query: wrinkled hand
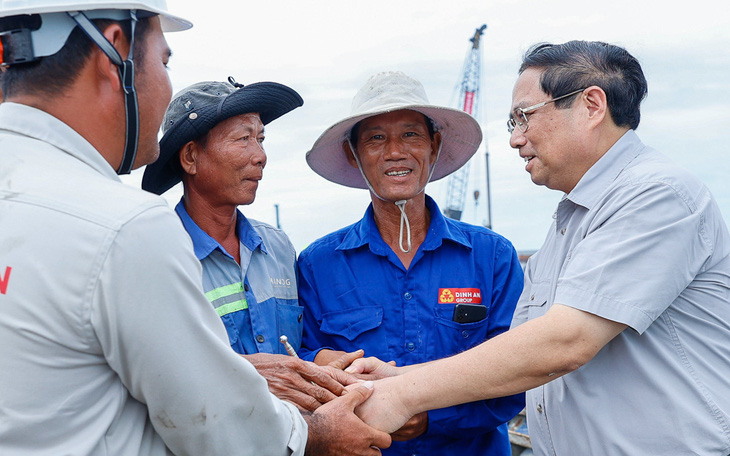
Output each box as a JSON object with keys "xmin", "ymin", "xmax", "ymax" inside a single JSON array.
[
  {"xmin": 390, "ymin": 412, "xmax": 428, "ymax": 441},
  {"xmin": 305, "ymin": 382, "xmax": 392, "ymax": 455},
  {"xmin": 346, "ymin": 356, "xmax": 400, "ymax": 379},
  {"xmin": 243, "ymin": 353, "xmax": 349, "ymax": 412}
]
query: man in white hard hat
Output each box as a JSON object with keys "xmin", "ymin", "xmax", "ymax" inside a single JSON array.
[
  {"xmin": 298, "ymin": 71, "xmax": 525, "ymax": 455},
  {"xmin": 0, "ymin": 1, "xmax": 390, "ymax": 454}
]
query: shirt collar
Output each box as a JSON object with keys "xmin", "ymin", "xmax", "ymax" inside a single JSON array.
[
  {"xmin": 567, "ymin": 130, "xmax": 645, "ymax": 209},
  {"xmin": 336, "ymin": 195, "xmax": 471, "ymax": 254},
  {"xmin": 175, "ymin": 200, "xmax": 265, "ymax": 261},
  {"xmin": 0, "ymin": 102, "xmax": 121, "ymax": 181}
]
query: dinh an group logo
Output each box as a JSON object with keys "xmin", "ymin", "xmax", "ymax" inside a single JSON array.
[
  {"xmin": 438, "ymin": 288, "xmax": 482, "ymax": 304},
  {"xmin": 439, "ymin": 288, "xmax": 455, "ymax": 303}
]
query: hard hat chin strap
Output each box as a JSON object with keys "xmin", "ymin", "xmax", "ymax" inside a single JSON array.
[{"xmin": 68, "ymin": 10, "xmax": 139, "ymax": 175}]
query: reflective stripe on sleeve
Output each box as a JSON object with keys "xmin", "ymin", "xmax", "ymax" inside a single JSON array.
[
  {"xmin": 204, "ymin": 282, "xmax": 249, "ymax": 317},
  {"xmin": 215, "ymin": 299, "xmax": 248, "ymax": 317}
]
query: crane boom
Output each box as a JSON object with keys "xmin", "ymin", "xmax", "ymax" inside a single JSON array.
[{"xmin": 442, "ymin": 24, "xmax": 491, "ymax": 228}]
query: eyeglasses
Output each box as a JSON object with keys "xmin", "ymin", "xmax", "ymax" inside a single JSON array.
[{"xmin": 507, "ymin": 88, "xmax": 586, "ymax": 134}]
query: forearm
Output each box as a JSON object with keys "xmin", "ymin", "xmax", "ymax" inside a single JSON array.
[{"xmin": 396, "ymin": 305, "xmax": 625, "ymax": 416}]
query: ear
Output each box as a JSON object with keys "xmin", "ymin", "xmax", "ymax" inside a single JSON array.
[
  {"xmin": 92, "ymin": 23, "xmax": 131, "ymax": 92},
  {"xmin": 430, "ymin": 131, "xmax": 442, "ymax": 165},
  {"xmin": 582, "ymin": 86, "xmax": 609, "ymax": 127},
  {"xmin": 343, "ymin": 140, "xmax": 360, "ymax": 169},
  {"xmin": 179, "ymin": 141, "xmax": 201, "ymax": 175}
]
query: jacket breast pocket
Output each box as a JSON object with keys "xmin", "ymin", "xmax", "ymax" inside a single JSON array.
[
  {"xmin": 431, "ymin": 305, "xmax": 490, "ymax": 358},
  {"xmin": 319, "ymin": 305, "xmax": 386, "ymax": 352}
]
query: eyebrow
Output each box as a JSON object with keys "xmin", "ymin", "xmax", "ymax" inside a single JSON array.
[
  {"xmin": 360, "ymin": 122, "xmax": 428, "ymax": 132},
  {"xmin": 235, "ymin": 122, "xmax": 265, "ymax": 136}
]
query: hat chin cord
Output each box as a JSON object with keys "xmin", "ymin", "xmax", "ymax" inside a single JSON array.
[
  {"xmin": 68, "ymin": 10, "xmax": 139, "ymax": 175},
  {"xmin": 347, "ymin": 138, "xmax": 442, "ymax": 254}
]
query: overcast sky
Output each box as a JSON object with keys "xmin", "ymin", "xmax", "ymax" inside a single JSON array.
[{"xmin": 122, "ymin": 0, "xmax": 730, "ymax": 253}]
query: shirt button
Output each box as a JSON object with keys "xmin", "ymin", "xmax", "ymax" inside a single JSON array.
[
  {"xmin": 461, "ymin": 330, "xmax": 469, "ymax": 338},
  {"xmin": 404, "ymin": 292, "xmax": 412, "ymax": 300},
  {"xmin": 560, "ymin": 227, "xmax": 566, "ymax": 235},
  {"xmin": 256, "ymin": 335, "xmax": 265, "ymax": 343},
  {"xmin": 244, "ymin": 283, "xmax": 250, "ymax": 292},
  {"xmin": 406, "ymin": 342, "xmax": 415, "ymax": 351},
  {"xmin": 537, "ymin": 403, "xmax": 543, "ymax": 413}
]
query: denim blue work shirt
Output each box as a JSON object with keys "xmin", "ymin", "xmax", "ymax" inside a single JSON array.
[
  {"xmin": 298, "ymin": 196, "xmax": 525, "ymax": 456},
  {"xmin": 176, "ymin": 201, "xmax": 302, "ymax": 355},
  {"xmin": 513, "ymin": 131, "xmax": 730, "ymax": 455}
]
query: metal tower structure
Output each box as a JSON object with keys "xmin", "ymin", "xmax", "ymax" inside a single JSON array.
[{"xmin": 442, "ymin": 24, "xmax": 491, "ymax": 229}]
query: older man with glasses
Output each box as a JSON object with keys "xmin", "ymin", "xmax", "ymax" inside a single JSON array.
[{"xmin": 348, "ymin": 40, "xmax": 730, "ymax": 456}]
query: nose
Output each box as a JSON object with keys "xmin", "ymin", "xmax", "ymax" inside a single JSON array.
[
  {"xmin": 509, "ymin": 127, "xmax": 526, "ymax": 149},
  {"xmin": 383, "ymin": 137, "xmax": 407, "ymax": 160},
  {"xmin": 252, "ymin": 140, "xmax": 267, "ymax": 168}
]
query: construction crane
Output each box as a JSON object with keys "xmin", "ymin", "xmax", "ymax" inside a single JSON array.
[{"xmin": 442, "ymin": 24, "xmax": 492, "ymax": 229}]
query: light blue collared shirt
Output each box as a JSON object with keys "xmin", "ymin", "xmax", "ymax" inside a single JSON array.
[
  {"xmin": 175, "ymin": 201, "xmax": 302, "ymax": 355},
  {"xmin": 513, "ymin": 130, "xmax": 730, "ymax": 455}
]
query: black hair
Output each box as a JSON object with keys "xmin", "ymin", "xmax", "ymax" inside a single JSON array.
[
  {"xmin": 1, "ymin": 14, "xmax": 151, "ymax": 100},
  {"xmin": 519, "ymin": 40, "xmax": 647, "ymax": 130},
  {"xmin": 349, "ymin": 111, "xmax": 437, "ymax": 149}
]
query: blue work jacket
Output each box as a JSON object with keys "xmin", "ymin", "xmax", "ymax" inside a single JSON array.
[
  {"xmin": 298, "ymin": 196, "xmax": 525, "ymax": 455},
  {"xmin": 176, "ymin": 201, "xmax": 301, "ymax": 355}
]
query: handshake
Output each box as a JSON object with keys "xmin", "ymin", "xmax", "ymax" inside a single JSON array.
[{"xmin": 243, "ymin": 349, "xmax": 422, "ymax": 455}]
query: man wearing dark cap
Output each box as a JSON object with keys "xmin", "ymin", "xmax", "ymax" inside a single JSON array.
[{"xmin": 142, "ymin": 79, "xmax": 365, "ymax": 412}]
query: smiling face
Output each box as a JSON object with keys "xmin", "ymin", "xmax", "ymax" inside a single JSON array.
[
  {"xmin": 182, "ymin": 112, "xmax": 266, "ymax": 207},
  {"xmin": 347, "ymin": 110, "xmax": 441, "ymax": 202},
  {"xmin": 509, "ymin": 68, "xmax": 587, "ymax": 194}
]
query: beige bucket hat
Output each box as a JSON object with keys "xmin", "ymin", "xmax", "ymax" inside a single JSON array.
[{"xmin": 305, "ymin": 71, "xmax": 483, "ymax": 189}]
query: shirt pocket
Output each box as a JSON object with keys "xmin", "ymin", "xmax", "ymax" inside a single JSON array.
[
  {"xmin": 220, "ymin": 312, "xmax": 244, "ymax": 351},
  {"xmin": 524, "ymin": 282, "xmax": 550, "ymax": 320},
  {"xmin": 431, "ymin": 305, "xmax": 490, "ymax": 358},
  {"xmin": 276, "ymin": 303, "xmax": 304, "ymax": 352},
  {"xmin": 319, "ymin": 305, "xmax": 386, "ymax": 351}
]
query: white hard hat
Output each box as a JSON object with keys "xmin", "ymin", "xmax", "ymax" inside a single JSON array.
[{"xmin": 0, "ymin": 0, "xmax": 192, "ymax": 60}]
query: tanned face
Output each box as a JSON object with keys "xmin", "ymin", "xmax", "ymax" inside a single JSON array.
[
  {"xmin": 349, "ymin": 110, "xmax": 440, "ymax": 202},
  {"xmin": 185, "ymin": 113, "xmax": 266, "ymax": 208}
]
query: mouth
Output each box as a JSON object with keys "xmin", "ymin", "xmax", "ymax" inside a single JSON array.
[
  {"xmin": 385, "ymin": 169, "xmax": 412, "ymax": 177},
  {"xmin": 522, "ymin": 155, "xmax": 535, "ymax": 163}
]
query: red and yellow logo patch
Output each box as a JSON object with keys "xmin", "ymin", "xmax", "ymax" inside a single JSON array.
[{"xmin": 438, "ymin": 288, "xmax": 482, "ymax": 304}]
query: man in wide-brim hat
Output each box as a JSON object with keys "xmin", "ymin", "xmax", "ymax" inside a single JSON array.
[
  {"xmin": 142, "ymin": 78, "xmax": 367, "ymax": 415},
  {"xmin": 297, "ymin": 71, "xmax": 525, "ymax": 455}
]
